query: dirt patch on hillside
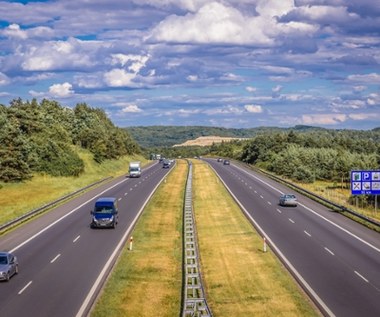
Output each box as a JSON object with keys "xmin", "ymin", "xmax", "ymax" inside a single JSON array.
[{"xmin": 173, "ymin": 136, "xmax": 244, "ymax": 147}]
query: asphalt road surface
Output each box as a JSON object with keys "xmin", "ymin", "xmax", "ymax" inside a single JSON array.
[
  {"xmin": 0, "ymin": 161, "xmax": 172, "ymax": 317},
  {"xmin": 206, "ymin": 158, "xmax": 380, "ymax": 317}
]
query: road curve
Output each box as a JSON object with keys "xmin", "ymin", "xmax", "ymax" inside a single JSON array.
[
  {"xmin": 205, "ymin": 158, "xmax": 380, "ymax": 317},
  {"xmin": 0, "ymin": 161, "xmax": 172, "ymax": 317}
]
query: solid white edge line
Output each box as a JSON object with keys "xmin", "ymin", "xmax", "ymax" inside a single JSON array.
[
  {"xmin": 234, "ymin": 163, "xmax": 380, "ymax": 254},
  {"xmin": 208, "ymin": 162, "xmax": 336, "ymax": 317},
  {"xmin": 75, "ymin": 163, "xmax": 173, "ymax": 317}
]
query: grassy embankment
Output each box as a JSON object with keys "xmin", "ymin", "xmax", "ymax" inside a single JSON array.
[
  {"xmin": 91, "ymin": 159, "xmax": 187, "ymax": 317},
  {"xmin": 91, "ymin": 159, "xmax": 319, "ymax": 316},
  {"xmin": 0, "ymin": 148, "xmax": 146, "ymax": 226},
  {"xmin": 192, "ymin": 159, "xmax": 319, "ymax": 316}
]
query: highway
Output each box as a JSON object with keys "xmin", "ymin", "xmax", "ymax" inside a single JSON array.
[
  {"xmin": 205, "ymin": 158, "xmax": 380, "ymax": 317},
  {"xmin": 0, "ymin": 161, "xmax": 171, "ymax": 317}
]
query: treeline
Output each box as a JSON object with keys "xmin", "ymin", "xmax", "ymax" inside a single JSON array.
[
  {"xmin": 211, "ymin": 129, "xmax": 380, "ymax": 184},
  {"xmin": 0, "ymin": 98, "xmax": 140, "ymax": 182}
]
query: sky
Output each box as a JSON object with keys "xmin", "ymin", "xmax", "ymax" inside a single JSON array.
[{"xmin": 0, "ymin": 0, "xmax": 379, "ymax": 130}]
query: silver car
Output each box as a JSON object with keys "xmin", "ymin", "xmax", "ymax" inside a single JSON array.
[
  {"xmin": 0, "ymin": 252, "xmax": 19, "ymax": 281},
  {"xmin": 279, "ymin": 194, "xmax": 297, "ymax": 207}
]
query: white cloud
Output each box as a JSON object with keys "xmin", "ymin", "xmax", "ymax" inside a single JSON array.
[
  {"xmin": 104, "ymin": 69, "xmax": 136, "ymax": 87},
  {"xmin": 49, "ymin": 82, "xmax": 74, "ymax": 98},
  {"xmin": 245, "ymin": 86, "xmax": 257, "ymax": 93},
  {"xmin": 272, "ymin": 85, "xmax": 283, "ymax": 93},
  {"xmin": 245, "ymin": 104, "xmax": 263, "ymax": 113},
  {"xmin": 121, "ymin": 104, "xmax": 142, "ymax": 113},
  {"xmin": 0, "ymin": 73, "xmax": 10, "ymax": 86},
  {"xmin": 150, "ymin": 2, "xmax": 274, "ymax": 45},
  {"xmin": 347, "ymin": 73, "xmax": 380, "ymax": 83},
  {"xmin": 302, "ymin": 113, "xmax": 348, "ymax": 125},
  {"xmin": 110, "ymin": 54, "xmax": 150, "ymax": 73},
  {"xmin": 187, "ymin": 75, "xmax": 198, "ymax": 82},
  {"xmin": 205, "ymin": 105, "xmax": 244, "ymax": 115},
  {"xmin": 2, "ymin": 24, "xmax": 27, "ymax": 39}
]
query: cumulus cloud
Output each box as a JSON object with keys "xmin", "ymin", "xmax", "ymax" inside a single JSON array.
[
  {"xmin": 121, "ymin": 104, "xmax": 142, "ymax": 113},
  {"xmin": 2, "ymin": 24, "xmax": 27, "ymax": 39},
  {"xmin": 21, "ymin": 38, "xmax": 98, "ymax": 71},
  {"xmin": 49, "ymin": 82, "xmax": 74, "ymax": 97},
  {"xmin": 149, "ymin": 1, "xmax": 317, "ymax": 46},
  {"xmin": 245, "ymin": 104, "xmax": 263, "ymax": 113},
  {"xmin": 104, "ymin": 69, "xmax": 137, "ymax": 87}
]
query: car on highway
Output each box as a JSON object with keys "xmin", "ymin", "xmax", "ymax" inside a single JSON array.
[
  {"xmin": 223, "ymin": 159, "xmax": 230, "ymax": 165},
  {"xmin": 91, "ymin": 197, "xmax": 119, "ymax": 228},
  {"xmin": 217, "ymin": 158, "xmax": 223, "ymax": 162},
  {"xmin": 0, "ymin": 252, "xmax": 18, "ymax": 282},
  {"xmin": 279, "ymin": 194, "xmax": 297, "ymax": 206},
  {"xmin": 162, "ymin": 159, "xmax": 170, "ymax": 168}
]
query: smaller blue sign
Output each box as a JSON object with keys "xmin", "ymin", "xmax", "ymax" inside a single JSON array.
[{"xmin": 351, "ymin": 170, "xmax": 380, "ymax": 195}]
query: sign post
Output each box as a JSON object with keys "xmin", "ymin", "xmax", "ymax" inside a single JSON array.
[{"xmin": 351, "ymin": 170, "xmax": 380, "ymax": 213}]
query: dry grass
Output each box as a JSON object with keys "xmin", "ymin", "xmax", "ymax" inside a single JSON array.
[
  {"xmin": 91, "ymin": 160, "xmax": 187, "ymax": 317},
  {"xmin": 192, "ymin": 159, "xmax": 319, "ymax": 317}
]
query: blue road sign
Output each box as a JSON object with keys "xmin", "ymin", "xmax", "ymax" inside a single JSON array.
[{"xmin": 351, "ymin": 170, "xmax": 380, "ymax": 195}]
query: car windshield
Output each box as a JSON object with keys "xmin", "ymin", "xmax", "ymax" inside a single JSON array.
[
  {"xmin": 0, "ymin": 256, "xmax": 8, "ymax": 264},
  {"xmin": 286, "ymin": 195, "xmax": 296, "ymax": 199},
  {"xmin": 94, "ymin": 206, "xmax": 113, "ymax": 213}
]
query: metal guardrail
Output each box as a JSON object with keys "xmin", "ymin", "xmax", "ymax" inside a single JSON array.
[
  {"xmin": 182, "ymin": 161, "xmax": 212, "ymax": 317},
  {"xmin": 0, "ymin": 176, "xmax": 112, "ymax": 233},
  {"xmin": 240, "ymin": 162, "xmax": 380, "ymax": 229}
]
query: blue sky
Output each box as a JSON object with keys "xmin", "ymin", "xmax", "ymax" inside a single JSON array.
[{"xmin": 0, "ymin": 0, "xmax": 379, "ymax": 129}]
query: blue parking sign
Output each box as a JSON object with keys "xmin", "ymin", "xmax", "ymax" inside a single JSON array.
[{"xmin": 351, "ymin": 170, "xmax": 380, "ymax": 195}]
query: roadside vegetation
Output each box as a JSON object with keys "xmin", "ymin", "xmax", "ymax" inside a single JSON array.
[
  {"xmin": 192, "ymin": 159, "xmax": 319, "ymax": 316},
  {"xmin": 91, "ymin": 160, "xmax": 187, "ymax": 317},
  {"xmin": 0, "ymin": 98, "xmax": 140, "ymax": 182}
]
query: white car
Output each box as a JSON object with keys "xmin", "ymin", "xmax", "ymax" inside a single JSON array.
[
  {"xmin": 0, "ymin": 252, "xmax": 19, "ymax": 281},
  {"xmin": 279, "ymin": 194, "xmax": 297, "ymax": 207}
]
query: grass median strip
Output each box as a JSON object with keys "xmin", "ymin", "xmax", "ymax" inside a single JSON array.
[
  {"xmin": 91, "ymin": 160, "xmax": 187, "ymax": 317},
  {"xmin": 192, "ymin": 159, "xmax": 320, "ymax": 317}
]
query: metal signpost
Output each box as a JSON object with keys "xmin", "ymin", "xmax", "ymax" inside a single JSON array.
[{"xmin": 351, "ymin": 170, "xmax": 380, "ymax": 213}]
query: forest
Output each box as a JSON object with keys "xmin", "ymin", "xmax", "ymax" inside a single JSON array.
[
  {"xmin": 0, "ymin": 98, "xmax": 140, "ymax": 182},
  {"xmin": 211, "ymin": 129, "xmax": 380, "ymax": 184}
]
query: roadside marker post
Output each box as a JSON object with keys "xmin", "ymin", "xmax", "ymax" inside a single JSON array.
[
  {"xmin": 263, "ymin": 237, "xmax": 267, "ymax": 253},
  {"xmin": 129, "ymin": 236, "xmax": 133, "ymax": 251}
]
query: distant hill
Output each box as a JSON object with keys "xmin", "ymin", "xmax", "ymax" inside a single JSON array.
[{"xmin": 125, "ymin": 125, "xmax": 327, "ymax": 148}]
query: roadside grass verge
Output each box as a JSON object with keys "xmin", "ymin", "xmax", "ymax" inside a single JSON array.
[
  {"xmin": 0, "ymin": 148, "xmax": 146, "ymax": 225},
  {"xmin": 192, "ymin": 159, "xmax": 320, "ymax": 317},
  {"xmin": 91, "ymin": 160, "xmax": 187, "ymax": 317}
]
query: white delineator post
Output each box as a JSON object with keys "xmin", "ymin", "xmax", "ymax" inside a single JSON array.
[
  {"xmin": 129, "ymin": 236, "xmax": 133, "ymax": 251},
  {"xmin": 263, "ymin": 237, "xmax": 267, "ymax": 253}
]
